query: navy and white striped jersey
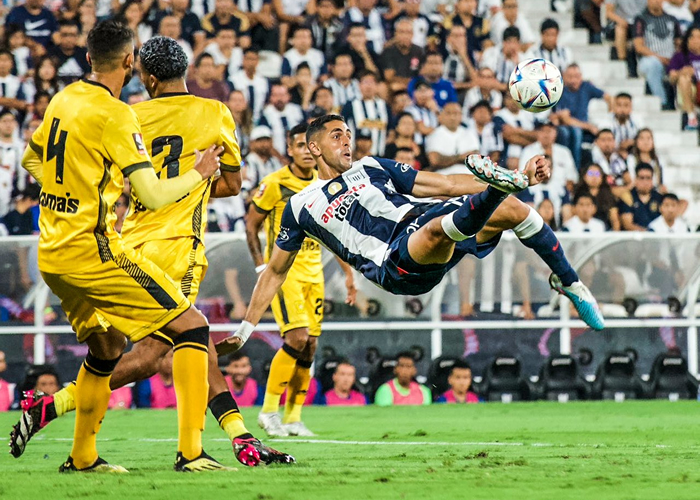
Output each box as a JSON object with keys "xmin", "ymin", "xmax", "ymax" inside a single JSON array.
[
  {"xmin": 281, "ymin": 47, "xmax": 327, "ymax": 80},
  {"xmin": 324, "ymin": 77, "xmax": 361, "ymax": 111},
  {"xmin": 259, "ymin": 103, "xmax": 305, "ymax": 154},
  {"xmin": 229, "ymin": 69, "xmax": 269, "ymax": 122},
  {"xmin": 525, "ymin": 44, "xmax": 573, "ymax": 72},
  {"xmin": 341, "ymin": 98, "xmax": 390, "ymax": 155},
  {"xmin": 276, "ymin": 156, "xmax": 439, "ymax": 285}
]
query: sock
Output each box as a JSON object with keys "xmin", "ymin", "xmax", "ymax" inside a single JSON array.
[
  {"xmin": 261, "ymin": 343, "xmax": 301, "ymax": 414},
  {"xmin": 173, "ymin": 326, "xmax": 209, "ymax": 460},
  {"xmin": 208, "ymin": 391, "xmax": 250, "ymax": 440},
  {"xmin": 515, "ymin": 206, "xmax": 578, "ymax": 286},
  {"xmin": 53, "ymin": 381, "xmax": 76, "ymax": 416},
  {"xmin": 441, "ymin": 187, "xmax": 508, "ymax": 241},
  {"xmin": 282, "ymin": 359, "xmax": 312, "ymax": 424},
  {"xmin": 71, "ymin": 352, "xmax": 120, "ymax": 469}
]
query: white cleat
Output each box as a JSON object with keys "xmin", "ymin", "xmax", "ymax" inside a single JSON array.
[
  {"xmin": 465, "ymin": 154, "xmax": 529, "ymax": 194},
  {"xmin": 257, "ymin": 412, "xmax": 289, "ymax": 437},
  {"xmin": 284, "ymin": 421, "xmax": 316, "ymax": 437}
]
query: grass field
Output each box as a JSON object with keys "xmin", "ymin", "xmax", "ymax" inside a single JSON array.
[{"xmin": 0, "ymin": 402, "xmax": 699, "ymax": 500}]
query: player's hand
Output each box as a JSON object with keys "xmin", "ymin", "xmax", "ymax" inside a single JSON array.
[
  {"xmin": 194, "ymin": 145, "xmax": 224, "ymax": 180},
  {"xmin": 215, "ymin": 334, "xmax": 245, "ymax": 357},
  {"xmin": 344, "ymin": 272, "xmax": 357, "ymax": 307},
  {"xmin": 524, "ymin": 155, "xmax": 550, "ymax": 186}
]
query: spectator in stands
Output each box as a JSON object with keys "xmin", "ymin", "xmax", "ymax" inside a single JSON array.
[
  {"xmin": 0, "ymin": 350, "xmax": 13, "ymax": 411},
  {"xmin": 341, "ymin": 70, "xmax": 389, "ymax": 155},
  {"xmin": 490, "ymin": 0, "xmax": 535, "ymax": 50},
  {"xmin": 442, "ymin": 0, "xmax": 492, "ymax": 65},
  {"xmin": 204, "ymin": 27, "xmax": 243, "ymax": 82},
  {"xmin": 462, "ymin": 67, "xmax": 503, "ymax": 120},
  {"xmin": 406, "ymin": 80, "xmax": 440, "ymax": 145},
  {"xmin": 158, "ymin": 15, "xmax": 194, "ymax": 64},
  {"xmin": 259, "ymin": 83, "xmax": 304, "ymax": 154},
  {"xmin": 394, "ymin": 0, "xmax": 434, "ymax": 49},
  {"xmin": 224, "ymin": 352, "xmax": 261, "ymax": 406},
  {"xmin": 442, "ymin": 25, "xmax": 476, "ymax": 92},
  {"xmin": 390, "ymin": 89, "xmax": 413, "ymax": 119},
  {"xmin": 408, "ymin": 52, "xmax": 458, "ymax": 109},
  {"xmin": 305, "ymin": 0, "xmax": 343, "ymax": 58},
  {"xmin": 480, "ymin": 26, "xmax": 524, "ymax": 89},
  {"xmin": 353, "ymin": 131, "xmax": 373, "ymax": 161},
  {"xmin": 467, "ymin": 100, "xmax": 503, "ymax": 162},
  {"xmin": 668, "ymin": 26, "xmax": 700, "ymax": 130},
  {"xmin": 436, "ymin": 361, "xmax": 479, "ymax": 403},
  {"xmin": 77, "ymin": 0, "xmax": 97, "ymax": 47},
  {"xmin": 384, "ymin": 112, "xmax": 422, "ymax": 163},
  {"xmin": 4, "ymin": 0, "xmax": 58, "ymax": 48},
  {"xmin": 273, "ymin": 0, "xmax": 309, "ymax": 52},
  {"xmin": 289, "ymin": 62, "xmax": 318, "ymax": 110},
  {"xmin": 282, "ymin": 25, "xmax": 326, "ymax": 86},
  {"xmin": 227, "ymin": 89, "xmax": 253, "ymax": 155},
  {"xmin": 381, "ymin": 18, "xmax": 424, "ymax": 93},
  {"xmin": 24, "ymin": 365, "xmax": 60, "ymax": 396},
  {"xmin": 187, "ymin": 53, "xmax": 230, "ymax": 102},
  {"xmin": 606, "ymin": 0, "xmax": 647, "ymax": 63},
  {"xmin": 554, "ymin": 63, "xmax": 611, "ymax": 169},
  {"xmin": 0, "ymin": 50, "xmax": 28, "ymax": 113},
  {"xmin": 139, "ymin": 350, "xmax": 177, "ymax": 409},
  {"xmin": 323, "ymin": 360, "xmax": 367, "ymax": 406},
  {"xmin": 374, "ymin": 353, "xmax": 431, "ymax": 406},
  {"xmin": 324, "ymin": 53, "xmax": 361, "ymax": 111},
  {"xmin": 663, "ymin": 0, "xmax": 695, "ymax": 34},
  {"xmin": 202, "ymin": 0, "xmax": 251, "ymax": 48},
  {"xmin": 230, "ymin": 48, "xmax": 268, "ymax": 123},
  {"xmin": 633, "ymin": 0, "xmax": 682, "ymax": 110},
  {"xmin": 337, "ymin": 22, "xmax": 381, "ymax": 78},
  {"xmin": 156, "ymin": 0, "xmax": 206, "ymax": 54},
  {"xmin": 4, "ymin": 26, "xmax": 31, "ymax": 80},
  {"xmin": 242, "ymin": 125, "xmax": 284, "ymax": 198},
  {"xmin": 114, "ymin": 193, "xmax": 129, "ymax": 233},
  {"xmin": 393, "ymin": 146, "xmax": 419, "ymax": 168},
  {"xmin": 1, "ymin": 185, "xmax": 39, "ymax": 236},
  {"xmin": 425, "ymin": 102, "xmax": 479, "ymax": 174},
  {"xmin": 0, "ymin": 110, "xmax": 25, "ymax": 210},
  {"xmin": 343, "ymin": 0, "xmax": 385, "ymax": 54},
  {"xmin": 493, "ymin": 92, "xmax": 537, "ymax": 169},
  {"xmin": 573, "ymin": 164, "xmax": 620, "ymax": 229},
  {"xmin": 23, "ymin": 56, "xmax": 61, "ymax": 105},
  {"xmin": 627, "ymin": 127, "xmax": 665, "ymax": 189},
  {"xmin": 597, "ymin": 92, "xmax": 642, "ymax": 149},
  {"xmin": 538, "ymin": 198, "xmax": 558, "ymax": 230},
  {"xmin": 310, "ymin": 85, "xmax": 334, "ymax": 113},
  {"xmin": 563, "ymin": 193, "xmax": 608, "ymax": 233},
  {"xmin": 116, "ymin": 0, "xmax": 152, "ymax": 50},
  {"xmin": 239, "ymin": 0, "xmax": 278, "ymax": 52},
  {"xmin": 619, "ymin": 163, "xmax": 664, "ymax": 230},
  {"xmin": 589, "ymin": 128, "xmax": 633, "ymax": 192},
  {"xmin": 48, "ymin": 20, "xmax": 90, "ymax": 85},
  {"xmin": 526, "ymin": 18, "xmax": 572, "ymax": 72},
  {"xmin": 648, "ymin": 192, "xmax": 690, "ymax": 232}
]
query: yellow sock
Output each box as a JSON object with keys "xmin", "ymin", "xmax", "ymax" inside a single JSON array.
[
  {"xmin": 282, "ymin": 362, "xmax": 311, "ymax": 424},
  {"xmin": 71, "ymin": 354, "xmax": 118, "ymax": 469},
  {"xmin": 173, "ymin": 328, "xmax": 209, "ymax": 460},
  {"xmin": 53, "ymin": 382, "xmax": 76, "ymax": 416},
  {"xmin": 221, "ymin": 412, "xmax": 249, "ymax": 440},
  {"xmin": 261, "ymin": 345, "xmax": 300, "ymax": 414}
]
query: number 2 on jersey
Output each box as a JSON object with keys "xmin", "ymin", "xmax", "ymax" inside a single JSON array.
[
  {"xmin": 152, "ymin": 135, "xmax": 183, "ymax": 178},
  {"xmin": 47, "ymin": 118, "xmax": 67, "ymax": 184}
]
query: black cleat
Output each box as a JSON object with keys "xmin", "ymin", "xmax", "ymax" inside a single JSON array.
[
  {"xmin": 233, "ymin": 436, "xmax": 296, "ymax": 466},
  {"xmin": 174, "ymin": 450, "xmax": 234, "ymax": 472},
  {"xmin": 58, "ymin": 456, "xmax": 128, "ymax": 473}
]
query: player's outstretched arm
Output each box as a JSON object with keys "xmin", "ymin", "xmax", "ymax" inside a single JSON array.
[
  {"xmin": 335, "ymin": 256, "xmax": 357, "ymax": 306},
  {"xmin": 411, "ymin": 170, "xmax": 487, "ymax": 199},
  {"xmin": 21, "ymin": 144, "xmax": 44, "ymax": 186},
  {"xmin": 129, "ymin": 145, "xmax": 224, "ymax": 210}
]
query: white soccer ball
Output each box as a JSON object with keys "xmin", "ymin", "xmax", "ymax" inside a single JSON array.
[{"xmin": 508, "ymin": 58, "xmax": 563, "ymax": 113}]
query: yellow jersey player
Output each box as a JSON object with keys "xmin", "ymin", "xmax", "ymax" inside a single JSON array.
[
  {"xmin": 9, "ymin": 36, "xmax": 293, "ymax": 467},
  {"xmin": 241, "ymin": 122, "xmax": 356, "ymax": 437},
  {"xmin": 15, "ymin": 22, "xmax": 227, "ymax": 473}
]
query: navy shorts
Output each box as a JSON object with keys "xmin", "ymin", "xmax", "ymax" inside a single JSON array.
[{"xmin": 377, "ymin": 197, "xmax": 501, "ymax": 296}]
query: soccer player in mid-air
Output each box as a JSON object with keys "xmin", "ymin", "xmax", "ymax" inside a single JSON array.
[
  {"xmin": 218, "ymin": 114, "xmax": 604, "ymax": 352},
  {"xmin": 10, "ymin": 36, "xmax": 293, "ymax": 467},
  {"xmin": 17, "ymin": 21, "xmax": 227, "ymax": 472}
]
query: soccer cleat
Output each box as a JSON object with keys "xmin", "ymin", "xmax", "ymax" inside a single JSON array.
[
  {"xmin": 58, "ymin": 456, "xmax": 128, "ymax": 473},
  {"xmin": 9, "ymin": 390, "xmax": 57, "ymax": 458},
  {"xmin": 549, "ymin": 274, "xmax": 605, "ymax": 331},
  {"xmin": 284, "ymin": 421, "xmax": 316, "ymax": 437},
  {"xmin": 465, "ymin": 154, "xmax": 529, "ymax": 194},
  {"xmin": 257, "ymin": 412, "xmax": 289, "ymax": 437},
  {"xmin": 174, "ymin": 450, "xmax": 234, "ymax": 472},
  {"xmin": 233, "ymin": 436, "xmax": 296, "ymax": 466}
]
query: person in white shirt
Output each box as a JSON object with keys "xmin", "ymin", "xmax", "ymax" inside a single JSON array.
[
  {"xmin": 241, "ymin": 125, "xmax": 284, "ymax": 199},
  {"xmin": 343, "ymin": 0, "xmax": 386, "ymax": 54},
  {"xmin": 281, "ymin": 26, "xmax": 326, "ymax": 85},
  {"xmin": 204, "ymin": 27, "xmax": 243, "ymax": 81},
  {"xmin": 520, "ymin": 122, "xmax": 578, "ymax": 193},
  {"xmin": 324, "ymin": 53, "xmax": 361, "ymax": 111},
  {"xmin": 0, "ymin": 111, "xmax": 25, "ymax": 218},
  {"xmin": 489, "ymin": 0, "xmax": 535, "ymax": 50},
  {"xmin": 158, "ymin": 15, "xmax": 193, "ymax": 65},
  {"xmin": 596, "ymin": 92, "xmax": 642, "ymax": 150},
  {"xmin": 467, "ymin": 100, "xmax": 504, "ymax": 162},
  {"xmin": 424, "ymin": 102, "xmax": 480, "ymax": 175},
  {"xmin": 563, "ymin": 193, "xmax": 607, "ymax": 233},
  {"xmin": 230, "ymin": 48, "xmax": 269, "ymax": 123},
  {"xmin": 480, "ymin": 26, "xmax": 525, "ymax": 89},
  {"xmin": 525, "ymin": 18, "xmax": 573, "ymax": 72},
  {"xmin": 493, "ymin": 92, "xmax": 536, "ymax": 170},
  {"xmin": 648, "ymin": 193, "xmax": 689, "ymax": 233},
  {"xmin": 462, "ymin": 67, "xmax": 504, "ymax": 120},
  {"xmin": 443, "ymin": 25, "xmax": 476, "ymax": 92},
  {"xmin": 478, "ymin": 0, "xmax": 503, "ymax": 19},
  {"xmin": 589, "ymin": 128, "xmax": 632, "ymax": 192},
  {"xmin": 647, "ymin": 192, "xmax": 689, "ymax": 297},
  {"xmin": 663, "ymin": 0, "xmax": 694, "ymax": 34},
  {"xmin": 259, "ymin": 84, "xmax": 305, "ymax": 155}
]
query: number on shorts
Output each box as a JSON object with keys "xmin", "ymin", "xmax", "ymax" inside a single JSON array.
[{"xmin": 314, "ymin": 298, "xmax": 323, "ymax": 316}]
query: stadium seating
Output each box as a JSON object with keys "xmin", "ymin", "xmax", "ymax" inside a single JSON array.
[
  {"xmin": 367, "ymin": 357, "xmax": 398, "ymax": 403},
  {"xmin": 532, "ymin": 354, "xmax": 591, "ymax": 401},
  {"xmin": 590, "ymin": 352, "xmax": 646, "ymax": 400},
  {"xmin": 645, "ymin": 352, "xmax": 699, "ymax": 400},
  {"xmin": 426, "ymin": 356, "xmax": 460, "ymax": 401},
  {"xmin": 477, "ymin": 355, "xmax": 532, "ymax": 402}
]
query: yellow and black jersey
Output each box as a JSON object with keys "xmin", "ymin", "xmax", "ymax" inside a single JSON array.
[
  {"xmin": 31, "ymin": 79, "xmax": 153, "ymax": 274},
  {"xmin": 122, "ymin": 93, "xmax": 241, "ymax": 246},
  {"xmin": 252, "ymin": 165, "xmax": 323, "ymax": 283}
]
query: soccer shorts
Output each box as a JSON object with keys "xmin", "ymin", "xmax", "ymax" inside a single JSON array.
[
  {"xmin": 42, "ymin": 245, "xmax": 190, "ymax": 344},
  {"xmin": 271, "ymin": 277, "xmax": 324, "ymax": 337}
]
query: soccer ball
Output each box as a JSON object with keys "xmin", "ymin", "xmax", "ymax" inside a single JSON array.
[{"xmin": 508, "ymin": 58, "xmax": 563, "ymax": 113}]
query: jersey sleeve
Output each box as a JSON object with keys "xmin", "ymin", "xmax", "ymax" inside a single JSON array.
[
  {"xmin": 29, "ymin": 119, "xmax": 46, "ymax": 154},
  {"xmin": 372, "ymin": 156, "xmax": 418, "ymax": 194},
  {"xmin": 275, "ymin": 202, "xmax": 306, "ymax": 253},
  {"xmin": 251, "ymin": 175, "xmax": 281, "ymax": 213},
  {"xmin": 102, "ymin": 106, "xmax": 153, "ymax": 176},
  {"xmin": 219, "ymin": 104, "xmax": 242, "ymax": 172}
]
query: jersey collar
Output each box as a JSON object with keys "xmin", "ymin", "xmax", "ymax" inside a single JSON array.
[
  {"xmin": 155, "ymin": 92, "xmax": 191, "ymax": 99},
  {"xmin": 81, "ymin": 78, "xmax": 113, "ymax": 97}
]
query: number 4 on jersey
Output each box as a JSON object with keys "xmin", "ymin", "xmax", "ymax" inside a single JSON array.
[{"xmin": 47, "ymin": 118, "xmax": 67, "ymax": 184}]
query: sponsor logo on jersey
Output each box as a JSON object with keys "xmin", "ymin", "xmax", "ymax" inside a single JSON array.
[
  {"xmin": 398, "ymin": 162, "xmax": 410, "ymax": 173},
  {"xmin": 321, "ymin": 184, "xmax": 365, "ymax": 223},
  {"xmin": 278, "ymin": 226, "xmax": 289, "ymax": 241},
  {"xmin": 133, "ymin": 133, "xmax": 146, "ymax": 155},
  {"xmin": 328, "ymin": 182, "xmax": 342, "ymax": 195},
  {"xmin": 39, "ymin": 191, "xmax": 80, "ymax": 214}
]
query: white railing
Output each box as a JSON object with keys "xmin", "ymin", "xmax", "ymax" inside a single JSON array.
[{"xmin": 2, "ymin": 233, "xmax": 700, "ymax": 375}]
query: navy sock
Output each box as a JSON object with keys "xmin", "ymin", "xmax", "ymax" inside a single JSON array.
[
  {"xmin": 520, "ymin": 225, "xmax": 578, "ymax": 286},
  {"xmin": 450, "ymin": 187, "xmax": 508, "ymax": 237}
]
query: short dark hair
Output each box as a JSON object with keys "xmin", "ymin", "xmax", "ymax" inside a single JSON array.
[
  {"xmin": 635, "ymin": 162, "xmax": 654, "ymax": 176},
  {"xmin": 306, "ymin": 114, "xmax": 345, "ymax": 144},
  {"xmin": 393, "ymin": 147, "xmax": 414, "ymax": 158},
  {"xmin": 140, "ymin": 36, "xmax": 188, "ymax": 82},
  {"xmin": 333, "ymin": 359, "xmax": 355, "ymax": 373},
  {"xmin": 540, "ymin": 18, "xmax": 559, "ymax": 33},
  {"xmin": 615, "ymin": 92, "xmax": 632, "ymax": 100},
  {"xmin": 34, "ymin": 91, "xmax": 51, "ymax": 102},
  {"xmin": 573, "ymin": 192, "xmax": 596, "ymax": 205},
  {"xmin": 357, "ymin": 69, "xmax": 378, "ymax": 82},
  {"xmin": 227, "ymin": 351, "xmax": 249, "ymax": 363},
  {"xmin": 348, "ymin": 22, "xmax": 365, "ymax": 31},
  {"xmin": 661, "ymin": 193, "xmax": 679, "ymax": 203},
  {"xmin": 469, "ymin": 99, "xmax": 492, "ymax": 116},
  {"xmin": 396, "ymin": 351, "xmax": 415, "ymax": 362},
  {"xmin": 87, "ymin": 20, "xmax": 134, "ymax": 70},
  {"xmin": 0, "ymin": 49, "xmax": 14, "ymax": 61},
  {"xmin": 295, "ymin": 61, "xmax": 311, "ymax": 73},
  {"xmin": 243, "ymin": 47, "xmax": 259, "ymax": 57},
  {"xmin": 502, "ymin": 26, "xmax": 521, "ymax": 42},
  {"xmin": 333, "ymin": 52, "xmax": 353, "ymax": 65},
  {"xmin": 292, "ymin": 25, "xmax": 312, "ymax": 37},
  {"xmin": 450, "ymin": 359, "xmax": 471, "ymax": 374},
  {"xmin": 596, "ymin": 128, "xmax": 614, "ymax": 139},
  {"xmin": 288, "ymin": 122, "xmax": 309, "ymax": 142},
  {"xmin": 58, "ymin": 19, "xmax": 80, "ymax": 30},
  {"xmin": 0, "ymin": 108, "xmax": 15, "ymax": 120},
  {"xmin": 194, "ymin": 51, "xmax": 214, "ymax": 68},
  {"xmin": 311, "ymin": 85, "xmax": 332, "ymax": 102}
]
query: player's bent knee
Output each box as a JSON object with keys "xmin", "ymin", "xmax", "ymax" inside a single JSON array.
[
  {"xmin": 285, "ymin": 328, "xmax": 310, "ymax": 352},
  {"xmin": 87, "ymin": 328, "xmax": 127, "ymax": 360},
  {"xmin": 163, "ymin": 305, "xmax": 209, "ymax": 337}
]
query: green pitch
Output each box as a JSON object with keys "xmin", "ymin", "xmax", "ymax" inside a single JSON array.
[{"xmin": 0, "ymin": 402, "xmax": 698, "ymax": 500}]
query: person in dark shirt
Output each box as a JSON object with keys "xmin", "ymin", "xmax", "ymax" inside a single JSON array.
[
  {"xmin": 4, "ymin": 0, "xmax": 58, "ymax": 48},
  {"xmin": 202, "ymin": 0, "xmax": 251, "ymax": 45},
  {"xmin": 442, "ymin": 0, "xmax": 491, "ymax": 64},
  {"xmin": 407, "ymin": 52, "xmax": 458, "ymax": 109},
  {"xmin": 186, "ymin": 52, "xmax": 231, "ymax": 102},
  {"xmin": 1, "ymin": 184, "xmax": 40, "ymax": 236},
  {"xmin": 155, "ymin": 0, "xmax": 206, "ymax": 53},
  {"xmin": 334, "ymin": 22, "xmax": 381, "ymax": 79},
  {"xmin": 48, "ymin": 20, "xmax": 89, "ymax": 85},
  {"xmin": 619, "ymin": 163, "xmax": 664, "ymax": 230},
  {"xmin": 381, "ymin": 18, "xmax": 424, "ymax": 93}
]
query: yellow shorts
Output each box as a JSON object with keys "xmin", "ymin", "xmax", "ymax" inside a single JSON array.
[
  {"xmin": 42, "ymin": 246, "xmax": 190, "ymax": 344},
  {"xmin": 271, "ymin": 278, "xmax": 324, "ymax": 337}
]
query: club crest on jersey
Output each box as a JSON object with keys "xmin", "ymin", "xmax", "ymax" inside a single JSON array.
[
  {"xmin": 328, "ymin": 182, "xmax": 342, "ymax": 195},
  {"xmin": 321, "ymin": 184, "xmax": 365, "ymax": 223},
  {"xmin": 278, "ymin": 226, "xmax": 290, "ymax": 241},
  {"xmin": 256, "ymin": 182, "xmax": 267, "ymax": 199},
  {"xmin": 133, "ymin": 133, "xmax": 146, "ymax": 155},
  {"xmin": 397, "ymin": 162, "xmax": 410, "ymax": 173}
]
